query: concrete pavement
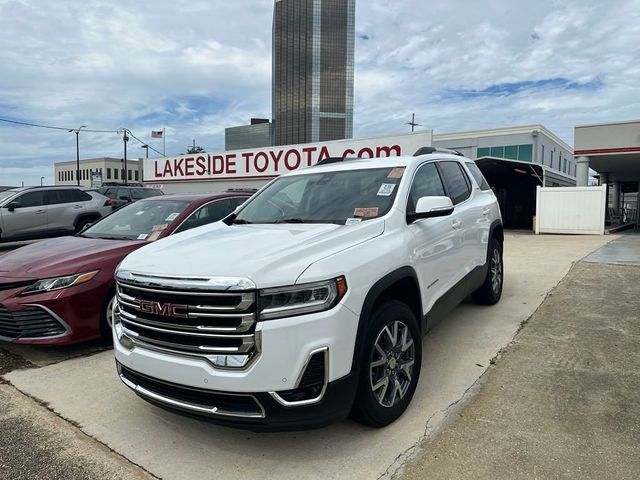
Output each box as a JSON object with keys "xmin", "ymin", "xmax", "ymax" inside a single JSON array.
[
  {"xmin": 0, "ymin": 384, "xmax": 153, "ymax": 480},
  {"xmin": 2, "ymin": 233, "xmax": 612, "ymax": 480},
  {"xmin": 399, "ymin": 260, "xmax": 640, "ymax": 480}
]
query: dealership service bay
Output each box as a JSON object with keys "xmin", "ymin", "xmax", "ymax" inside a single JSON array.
[{"xmin": 0, "ymin": 233, "xmax": 615, "ymax": 480}]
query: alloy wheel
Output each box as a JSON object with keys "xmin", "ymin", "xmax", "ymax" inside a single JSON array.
[
  {"xmin": 491, "ymin": 248, "xmax": 502, "ymax": 295},
  {"xmin": 106, "ymin": 296, "xmax": 115, "ymax": 328},
  {"xmin": 369, "ymin": 320, "xmax": 416, "ymax": 408}
]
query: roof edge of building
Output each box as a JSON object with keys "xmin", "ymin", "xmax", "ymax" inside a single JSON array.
[{"xmin": 433, "ymin": 124, "xmax": 573, "ymax": 153}]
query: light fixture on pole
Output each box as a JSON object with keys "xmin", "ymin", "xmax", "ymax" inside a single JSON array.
[
  {"xmin": 122, "ymin": 129, "xmax": 129, "ymax": 186},
  {"xmin": 40, "ymin": 176, "xmax": 44, "ymax": 186},
  {"xmin": 141, "ymin": 144, "xmax": 149, "ymax": 159},
  {"xmin": 68, "ymin": 126, "xmax": 86, "ymax": 186}
]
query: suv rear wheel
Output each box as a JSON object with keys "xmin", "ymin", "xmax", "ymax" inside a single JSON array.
[
  {"xmin": 75, "ymin": 216, "xmax": 98, "ymax": 233},
  {"xmin": 472, "ymin": 238, "xmax": 503, "ymax": 305},
  {"xmin": 352, "ymin": 300, "xmax": 421, "ymax": 427}
]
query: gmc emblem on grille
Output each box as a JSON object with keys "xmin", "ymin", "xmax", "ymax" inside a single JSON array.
[{"xmin": 138, "ymin": 300, "xmax": 188, "ymax": 318}]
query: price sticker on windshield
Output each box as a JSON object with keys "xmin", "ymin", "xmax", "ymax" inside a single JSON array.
[
  {"xmin": 388, "ymin": 167, "xmax": 405, "ymax": 179},
  {"xmin": 165, "ymin": 212, "xmax": 180, "ymax": 222},
  {"xmin": 152, "ymin": 223, "xmax": 169, "ymax": 232},
  {"xmin": 354, "ymin": 207, "xmax": 379, "ymax": 218},
  {"xmin": 345, "ymin": 218, "xmax": 362, "ymax": 225},
  {"xmin": 377, "ymin": 183, "xmax": 396, "ymax": 196}
]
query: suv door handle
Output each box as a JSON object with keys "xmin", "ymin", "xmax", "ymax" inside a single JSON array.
[
  {"xmin": 482, "ymin": 208, "xmax": 491, "ymax": 216},
  {"xmin": 73, "ymin": 205, "xmax": 83, "ymax": 209},
  {"xmin": 35, "ymin": 209, "xmax": 46, "ymax": 214},
  {"xmin": 451, "ymin": 219, "xmax": 462, "ymax": 229}
]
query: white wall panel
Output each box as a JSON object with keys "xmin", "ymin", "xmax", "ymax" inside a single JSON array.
[{"xmin": 536, "ymin": 186, "xmax": 607, "ymax": 235}]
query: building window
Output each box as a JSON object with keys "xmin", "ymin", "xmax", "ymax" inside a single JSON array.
[
  {"xmin": 135, "ymin": 170, "xmax": 139, "ymax": 181},
  {"xmin": 128, "ymin": 170, "xmax": 132, "ymax": 181},
  {"xmin": 114, "ymin": 169, "xmax": 118, "ymax": 180},
  {"xmin": 550, "ymin": 151, "xmax": 555, "ymax": 169},
  {"xmin": 504, "ymin": 145, "xmax": 518, "ymax": 160},
  {"xmin": 477, "ymin": 147, "xmax": 490, "ymax": 157},
  {"xmin": 107, "ymin": 168, "xmax": 112, "ymax": 179},
  {"xmin": 490, "ymin": 146, "xmax": 504, "ymax": 158},
  {"xmin": 541, "ymin": 145, "xmax": 545, "ymax": 165}
]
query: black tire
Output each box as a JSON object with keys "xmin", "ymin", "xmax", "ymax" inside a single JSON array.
[
  {"xmin": 351, "ymin": 300, "xmax": 422, "ymax": 427},
  {"xmin": 75, "ymin": 216, "xmax": 97, "ymax": 233},
  {"xmin": 472, "ymin": 238, "xmax": 503, "ymax": 305},
  {"xmin": 99, "ymin": 290, "xmax": 116, "ymax": 341}
]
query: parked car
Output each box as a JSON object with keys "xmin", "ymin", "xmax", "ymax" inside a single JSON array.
[
  {"xmin": 0, "ymin": 191, "xmax": 251, "ymax": 345},
  {"xmin": 97, "ymin": 186, "xmax": 163, "ymax": 210},
  {"xmin": 0, "ymin": 186, "xmax": 112, "ymax": 241},
  {"xmin": 112, "ymin": 148, "xmax": 504, "ymax": 431}
]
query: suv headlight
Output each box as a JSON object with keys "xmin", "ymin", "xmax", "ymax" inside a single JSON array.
[
  {"xmin": 259, "ymin": 277, "xmax": 347, "ymax": 320},
  {"xmin": 21, "ymin": 271, "xmax": 100, "ymax": 295}
]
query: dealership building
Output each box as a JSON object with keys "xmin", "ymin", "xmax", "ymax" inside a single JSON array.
[{"xmin": 54, "ymin": 157, "xmax": 144, "ymax": 188}]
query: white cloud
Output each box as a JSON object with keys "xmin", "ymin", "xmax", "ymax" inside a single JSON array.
[{"xmin": 0, "ymin": 0, "xmax": 639, "ymax": 185}]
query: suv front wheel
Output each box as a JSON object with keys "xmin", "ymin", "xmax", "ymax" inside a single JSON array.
[{"xmin": 351, "ymin": 300, "xmax": 422, "ymax": 427}]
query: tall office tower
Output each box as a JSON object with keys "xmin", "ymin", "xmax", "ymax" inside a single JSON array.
[{"xmin": 272, "ymin": 0, "xmax": 355, "ymax": 146}]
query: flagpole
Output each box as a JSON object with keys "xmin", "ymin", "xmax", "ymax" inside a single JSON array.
[{"xmin": 163, "ymin": 128, "xmax": 166, "ymax": 156}]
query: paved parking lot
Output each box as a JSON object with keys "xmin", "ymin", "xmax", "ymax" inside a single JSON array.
[{"xmin": 1, "ymin": 233, "xmax": 613, "ymax": 479}]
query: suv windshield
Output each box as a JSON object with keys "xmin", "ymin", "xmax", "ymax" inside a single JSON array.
[
  {"xmin": 82, "ymin": 199, "xmax": 190, "ymax": 240},
  {"xmin": 0, "ymin": 190, "xmax": 19, "ymax": 205},
  {"xmin": 235, "ymin": 167, "xmax": 404, "ymax": 225}
]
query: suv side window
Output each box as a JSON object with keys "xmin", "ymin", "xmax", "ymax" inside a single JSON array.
[
  {"xmin": 16, "ymin": 191, "xmax": 44, "ymax": 208},
  {"xmin": 438, "ymin": 161, "xmax": 471, "ymax": 205},
  {"xmin": 465, "ymin": 162, "xmax": 491, "ymax": 191},
  {"xmin": 131, "ymin": 188, "xmax": 147, "ymax": 200},
  {"xmin": 44, "ymin": 190, "xmax": 64, "ymax": 205},
  {"xmin": 407, "ymin": 163, "xmax": 446, "ymax": 213},
  {"xmin": 174, "ymin": 199, "xmax": 234, "ymax": 234},
  {"xmin": 60, "ymin": 189, "xmax": 92, "ymax": 203}
]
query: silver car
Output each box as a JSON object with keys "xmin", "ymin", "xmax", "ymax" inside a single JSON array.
[{"xmin": 0, "ymin": 186, "xmax": 112, "ymax": 241}]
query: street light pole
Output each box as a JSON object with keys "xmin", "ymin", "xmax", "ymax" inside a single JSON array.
[
  {"xmin": 141, "ymin": 145, "xmax": 149, "ymax": 159},
  {"xmin": 40, "ymin": 176, "xmax": 44, "ymax": 186},
  {"xmin": 123, "ymin": 129, "xmax": 129, "ymax": 186},
  {"xmin": 68, "ymin": 126, "xmax": 86, "ymax": 186}
]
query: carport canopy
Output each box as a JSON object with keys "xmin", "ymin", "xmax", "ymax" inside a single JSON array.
[{"xmin": 474, "ymin": 156, "xmax": 573, "ymax": 230}]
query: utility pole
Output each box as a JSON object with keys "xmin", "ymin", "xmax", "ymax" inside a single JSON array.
[
  {"xmin": 69, "ymin": 125, "xmax": 86, "ymax": 186},
  {"xmin": 407, "ymin": 113, "xmax": 420, "ymax": 133},
  {"xmin": 123, "ymin": 129, "xmax": 129, "ymax": 185}
]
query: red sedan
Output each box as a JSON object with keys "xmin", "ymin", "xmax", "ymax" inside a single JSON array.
[{"xmin": 0, "ymin": 191, "xmax": 252, "ymax": 345}]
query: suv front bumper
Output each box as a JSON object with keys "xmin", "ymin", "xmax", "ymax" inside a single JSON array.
[{"xmin": 113, "ymin": 302, "xmax": 361, "ymax": 430}]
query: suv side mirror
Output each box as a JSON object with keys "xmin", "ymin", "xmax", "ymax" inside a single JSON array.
[
  {"xmin": 6, "ymin": 200, "xmax": 21, "ymax": 212},
  {"xmin": 408, "ymin": 196, "xmax": 454, "ymax": 223}
]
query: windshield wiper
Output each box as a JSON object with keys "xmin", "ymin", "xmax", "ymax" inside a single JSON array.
[
  {"xmin": 231, "ymin": 218, "xmax": 252, "ymax": 225},
  {"xmin": 274, "ymin": 218, "xmax": 308, "ymax": 224}
]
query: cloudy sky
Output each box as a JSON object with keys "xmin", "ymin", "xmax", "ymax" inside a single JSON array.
[{"xmin": 0, "ymin": 0, "xmax": 639, "ymax": 185}]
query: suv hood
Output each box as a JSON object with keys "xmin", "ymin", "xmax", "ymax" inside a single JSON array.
[{"xmin": 118, "ymin": 220, "xmax": 385, "ymax": 287}]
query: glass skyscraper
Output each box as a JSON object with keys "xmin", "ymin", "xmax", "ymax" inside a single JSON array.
[{"xmin": 272, "ymin": 0, "xmax": 355, "ymax": 146}]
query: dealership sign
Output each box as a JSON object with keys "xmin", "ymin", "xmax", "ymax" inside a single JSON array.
[{"xmin": 144, "ymin": 131, "xmax": 432, "ymax": 183}]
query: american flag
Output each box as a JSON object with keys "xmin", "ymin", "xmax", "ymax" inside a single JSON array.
[{"xmin": 151, "ymin": 130, "xmax": 163, "ymax": 138}]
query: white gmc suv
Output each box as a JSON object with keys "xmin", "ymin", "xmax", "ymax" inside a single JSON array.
[{"xmin": 112, "ymin": 148, "xmax": 503, "ymax": 431}]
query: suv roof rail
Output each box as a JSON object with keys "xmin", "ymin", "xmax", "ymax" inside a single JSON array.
[
  {"xmin": 414, "ymin": 147, "xmax": 463, "ymax": 157},
  {"xmin": 315, "ymin": 157, "xmax": 347, "ymax": 166},
  {"xmin": 226, "ymin": 188, "xmax": 258, "ymax": 193}
]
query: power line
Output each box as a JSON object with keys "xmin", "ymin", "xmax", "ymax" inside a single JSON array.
[
  {"xmin": 0, "ymin": 117, "xmax": 72, "ymax": 131},
  {"xmin": 0, "ymin": 117, "xmax": 166, "ymax": 156}
]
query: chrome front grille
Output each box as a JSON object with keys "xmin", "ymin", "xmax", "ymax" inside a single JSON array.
[{"xmin": 115, "ymin": 276, "xmax": 258, "ymax": 360}]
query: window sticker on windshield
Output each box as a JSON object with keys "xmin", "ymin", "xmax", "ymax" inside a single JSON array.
[
  {"xmin": 165, "ymin": 212, "xmax": 180, "ymax": 222},
  {"xmin": 146, "ymin": 231, "xmax": 162, "ymax": 241},
  {"xmin": 377, "ymin": 183, "xmax": 396, "ymax": 196},
  {"xmin": 137, "ymin": 234, "xmax": 148, "ymax": 240},
  {"xmin": 354, "ymin": 207, "xmax": 379, "ymax": 218},
  {"xmin": 345, "ymin": 218, "xmax": 362, "ymax": 225},
  {"xmin": 152, "ymin": 223, "xmax": 169, "ymax": 232},
  {"xmin": 388, "ymin": 167, "xmax": 405, "ymax": 179}
]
